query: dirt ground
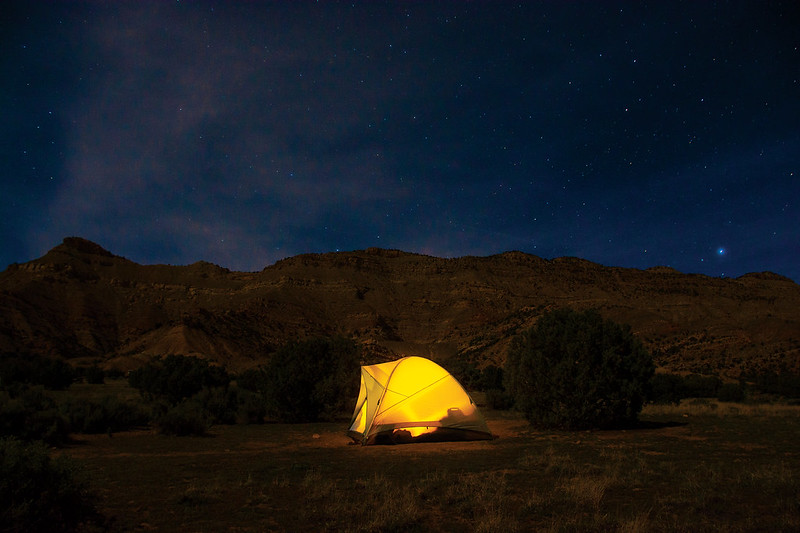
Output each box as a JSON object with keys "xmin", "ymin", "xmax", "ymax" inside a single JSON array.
[{"xmin": 61, "ymin": 406, "xmax": 800, "ymax": 532}]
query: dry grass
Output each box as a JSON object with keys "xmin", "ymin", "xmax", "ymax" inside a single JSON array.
[
  {"xmin": 617, "ymin": 511, "xmax": 651, "ymax": 533},
  {"xmin": 59, "ymin": 400, "xmax": 800, "ymax": 532},
  {"xmin": 559, "ymin": 472, "xmax": 613, "ymax": 509},
  {"xmin": 294, "ymin": 467, "xmax": 518, "ymax": 532},
  {"xmin": 642, "ymin": 398, "xmax": 800, "ymax": 417}
]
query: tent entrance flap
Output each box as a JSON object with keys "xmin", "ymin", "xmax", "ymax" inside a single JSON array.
[{"xmin": 347, "ymin": 356, "xmax": 493, "ymax": 445}]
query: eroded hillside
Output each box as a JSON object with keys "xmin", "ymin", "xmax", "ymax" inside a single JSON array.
[{"xmin": 1, "ymin": 237, "xmax": 798, "ymax": 377}]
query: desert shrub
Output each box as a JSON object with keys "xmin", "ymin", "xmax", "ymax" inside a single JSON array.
[
  {"xmin": 0, "ymin": 353, "xmax": 75, "ymax": 391},
  {"xmin": 681, "ymin": 373, "xmax": 722, "ymax": 398},
  {"xmin": 262, "ymin": 336, "xmax": 360, "ymax": 422},
  {"xmin": 485, "ymin": 387, "xmax": 514, "ymax": 410},
  {"xmin": 104, "ymin": 367, "xmax": 125, "ymax": 380},
  {"xmin": 235, "ymin": 388, "xmax": 266, "ymax": 424},
  {"xmin": 448, "ymin": 358, "xmax": 482, "ymax": 390},
  {"xmin": 479, "ymin": 365, "xmax": 514, "ymax": 409},
  {"xmin": 0, "ymin": 437, "xmax": 99, "ymax": 532},
  {"xmin": 649, "ymin": 373, "xmax": 685, "ymax": 404},
  {"xmin": 649, "ymin": 373, "xmax": 748, "ymax": 404},
  {"xmin": 235, "ymin": 367, "xmax": 266, "ymax": 392},
  {"xmin": 750, "ymin": 371, "xmax": 800, "ymax": 399},
  {"xmin": 83, "ymin": 365, "xmax": 105, "ymax": 385},
  {"xmin": 717, "ymin": 382, "xmax": 746, "ymax": 402},
  {"xmin": 154, "ymin": 401, "xmax": 208, "ymax": 436},
  {"xmin": 505, "ymin": 308, "xmax": 654, "ymax": 430},
  {"xmin": 126, "ymin": 357, "xmax": 271, "ymax": 431},
  {"xmin": 60, "ymin": 395, "xmax": 150, "ymax": 434},
  {"xmin": 480, "ymin": 364, "xmax": 505, "ymax": 391},
  {"xmin": 128, "ymin": 354, "xmax": 230, "ymax": 405},
  {"xmin": 232, "ymin": 370, "xmax": 269, "ymax": 423},
  {"xmin": 189, "ymin": 386, "xmax": 267, "ymax": 425},
  {"xmin": 0, "ymin": 387, "xmax": 70, "ymax": 445},
  {"xmin": 188, "ymin": 386, "xmax": 240, "ymax": 425}
]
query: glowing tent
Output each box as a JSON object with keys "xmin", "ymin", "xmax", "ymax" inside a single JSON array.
[{"xmin": 347, "ymin": 356, "xmax": 493, "ymax": 445}]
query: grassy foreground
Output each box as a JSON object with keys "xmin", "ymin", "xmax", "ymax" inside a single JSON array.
[{"xmin": 59, "ymin": 399, "xmax": 799, "ymax": 532}]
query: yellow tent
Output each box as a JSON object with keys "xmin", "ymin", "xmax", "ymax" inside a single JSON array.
[{"xmin": 347, "ymin": 356, "xmax": 493, "ymax": 445}]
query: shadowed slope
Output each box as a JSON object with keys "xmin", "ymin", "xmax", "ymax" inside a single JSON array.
[{"xmin": 1, "ymin": 238, "xmax": 798, "ymax": 376}]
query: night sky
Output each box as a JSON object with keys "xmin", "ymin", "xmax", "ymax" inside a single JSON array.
[{"xmin": 3, "ymin": 2, "xmax": 798, "ymax": 281}]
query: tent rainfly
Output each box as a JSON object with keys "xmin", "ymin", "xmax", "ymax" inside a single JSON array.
[{"xmin": 347, "ymin": 356, "xmax": 493, "ymax": 445}]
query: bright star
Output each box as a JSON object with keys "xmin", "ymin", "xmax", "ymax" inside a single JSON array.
[{"xmin": 717, "ymin": 247, "xmax": 726, "ymax": 256}]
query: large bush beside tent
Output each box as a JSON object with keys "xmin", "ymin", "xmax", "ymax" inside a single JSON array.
[{"xmin": 505, "ymin": 308, "xmax": 654, "ymax": 430}]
